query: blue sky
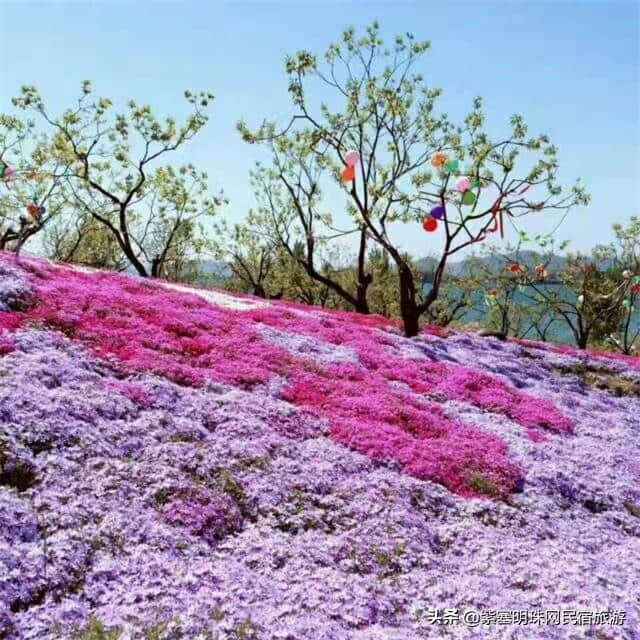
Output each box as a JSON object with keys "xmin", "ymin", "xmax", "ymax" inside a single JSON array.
[{"xmin": 1, "ymin": 0, "xmax": 638, "ymax": 259}]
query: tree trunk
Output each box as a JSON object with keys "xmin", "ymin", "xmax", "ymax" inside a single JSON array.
[
  {"xmin": 116, "ymin": 205, "xmax": 149, "ymax": 277},
  {"xmin": 398, "ymin": 265, "xmax": 420, "ymax": 338},
  {"xmin": 576, "ymin": 315, "xmax": 588, "ymax": 349},
  {"xmin": 151, "ymin": 255, "xmax": 161, "ymax": 278},
  {"xmin": 0, "ymin": 229, "xmax": 15, "ymax": 250},
  {"xmin": 501, "ymin": 307, "xmax": 510, "ymax": 337},
  {"xmin": 401, "ymin": 305, "xmax": 420, "ymax": 337},
  {"xmin": 412, "ymin": 239, "xmax": 452, "ymax": 336},
  {"xmin": 118, "ymin": 240, "xmax": 148, "ymax": 277},
  {"xmin": 130, "ymin": 255, "xmax": 148, "ymax": 277},
  {"xmin": 355, "ymin": 277, "xmax": 372, "ymax": 314},
  {"xmin": 355, "ymin": 226, "xmax": 372, "ymax": 314}
]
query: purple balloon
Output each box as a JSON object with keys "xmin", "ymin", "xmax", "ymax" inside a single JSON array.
[{"xmin": 430, "ymin": 205, "xmax": 445, "ymax": 219}]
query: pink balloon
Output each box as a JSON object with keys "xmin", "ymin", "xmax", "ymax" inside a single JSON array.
[
  {"xmin": 345, "ymin": 151, "xmax": 360, "ymax": 167},
  {"xmin": 456, "ymin": 177, "xmax": 471, "ymax": 193}
]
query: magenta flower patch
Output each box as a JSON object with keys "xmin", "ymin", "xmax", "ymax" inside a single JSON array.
[{"xmin": 0, "ymin": 252, "xmax": 581, "ymax": 498}]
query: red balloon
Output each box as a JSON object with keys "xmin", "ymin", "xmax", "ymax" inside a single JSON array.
[
  {"xmin": 423, "ymin": 218, "xmax": 438, "ymax": 232},
  {"xmin": 341, "ymin": 165, "xmax": 355, "ymax": 183}
]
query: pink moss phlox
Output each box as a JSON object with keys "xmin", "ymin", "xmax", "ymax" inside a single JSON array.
[
  {"xmin": 12, "ymin": 267, "xmax": 284, "ymax": 390},
  {"xmin": 1, "ymin": 257, "xmax": 578, "ymax": 497},
  {"xmin": 246, "ymin": 306, "xmax": 573, "ymax": 434},
  {"xmin": 0, "ymin": 314, "xmax": 21, "ymax": 331},
  {"xmin": 421, "ymin": 324, "xmax": 454, "ymax": 338}
]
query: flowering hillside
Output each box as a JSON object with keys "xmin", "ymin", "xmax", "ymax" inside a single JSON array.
[{"xmin": 0, "ymin": 251, "xmax": 638, "ymax": 640}]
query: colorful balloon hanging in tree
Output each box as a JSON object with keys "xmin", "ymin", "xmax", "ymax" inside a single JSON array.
[
  {"xmin": 341, "ymin": 165, "xmax": 355, "ymax": 184},
  {"xmin": 431, "ymin": 152, "xmax": 448, "ymax": 170},
  {"xmin": 430, "ymin": 205, "xmax": 445, "ymax": 220},
  {"xmin": 422, "ymin": 202, "xmax": 447, "ymax": 233},
  {"xmin": 1, "ymin": 161, "xmax": 16, "ymax": 184},
  {"xmin": 423, "ymin": 217, "xmax": 438, "ymax": 232},
  {"xmin": 26, "ymin": 203, "xmax": 46, "ymax": 218},
  {"xmin": 341, "ymin": 150, "xmax": 360, "ymax": 184},
  {"xmin": 485, "ymin": 289, "xmax": 501, "ymax": 306},
  {"xmin": 426, "ymin": 153, "xmax": 512, "ymax": 243},
  {"xmin": 444, "ymin": 159, "xmax": 459, "ymax": 174},
  {"xmin": 535, "ymin": 264, "xmax": 548, "ymax": 280},
  {"xmin": 455, "ymin": 176, "xmax": 477, "ymax": 205}
]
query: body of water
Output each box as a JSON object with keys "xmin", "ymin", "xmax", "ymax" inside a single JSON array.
[{"xmin": 423, "ymin": 283, "xmax": 639, "ymax": 347}]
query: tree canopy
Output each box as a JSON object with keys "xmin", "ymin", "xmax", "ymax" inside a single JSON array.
[
  {"xmin": 10, "ymin": 82, "xmax": 225, "ymax": 278},
  {"xmin": 238, "ymin": 22, "xmax": 590, "ymax": 335}
]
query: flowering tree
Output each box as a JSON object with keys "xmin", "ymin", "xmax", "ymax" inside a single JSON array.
[
  {"xmin": 211, "ymin": 214, "xmax": 352, "ymax": 306},
  {"xmin": 237, "ymin": 161, "xmax": 374, "ymax": 313},
  {"xmin": 499, "ymin": 234, "xmax": 627, "ymax": 349},
  {"xmin": 460, "ymin": 238, "xmax": 562, "ymax": 340},
  {"xmin": 609, "ymin": 271, "xmax": 640, "ymax": 355},
  {"xmin": 11, "ymin": 82, "xmax": 225, "ymax": 277},
  {"xmin": 44, "ymin": 211, "xmax": 129, "ymax": 271},
  {"xmin": 594, "ymin": 216, "xmax": 640, "ymax": 354},
  {"xmin": 211, "ymin": 219, "xmax": 281, "ymax": 298},
  {"xmin": 0, "ymin": 115, "xmax": 69, "ymax": 253},
  {"xmin": 238, "ymin": 23, "xmax": 589, "ymax": 336}
]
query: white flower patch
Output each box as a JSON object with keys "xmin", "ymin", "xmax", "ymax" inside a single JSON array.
[
  {"xmin": 58, "ymin": 263, "xmax": 100, "ymax": 274},
  {"xmin": 57, "ymin": 263, "xmax": 269, "ymax": 310},
  {"xmin": 159, "ymin": 281, "xmax": 270, "ymax": 311},
  {"xmin": 258, "ymin": 324, "xmax": 359, "ymax": 364}
]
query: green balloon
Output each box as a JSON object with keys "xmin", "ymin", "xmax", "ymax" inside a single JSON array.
[
  {"xmin": 471, "ymin": 178, "xmax": 479, "ymax": 188},
  {"xmin": 622, "ymin": 299, "xmax": 631, "ymax": 308},
  {"xmin": 444, "ymin": 160, "xmax": 459, "ymax": 173},
  {"xmin": 461, "ymin": 191, "xmax": 476, "ymax": 205},
  {"xmin": 632, "ymin": 275, "xmax": 640, "ymax": 285}
]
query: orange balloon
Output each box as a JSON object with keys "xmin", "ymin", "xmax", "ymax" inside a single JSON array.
[
  {"xmin": 341, "ymin": 165, "xmax": 355, "ymax": 183},
  {"xmin": 431, "ymin": 152, "xmax": 448, "ymax": 169}
]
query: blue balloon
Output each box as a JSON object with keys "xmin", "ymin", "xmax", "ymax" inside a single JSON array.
[{"xmin": 430, "ymin": 205, "xmax": 445, "ymax": 219}]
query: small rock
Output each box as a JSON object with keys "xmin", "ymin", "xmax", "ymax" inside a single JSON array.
[{"xmin": 624, "ymin": 500, "xmax": 640, "ymax": 518}]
